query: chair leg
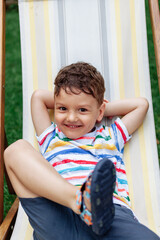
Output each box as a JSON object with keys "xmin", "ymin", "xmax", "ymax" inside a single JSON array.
[
  {"xmin": 148, "ymin": 0, "xmax": 160, "ymax": 92},
  {"xmin": 0, "ymin": 198, "xmax": 19, "ymax": 240},
  {"xmin": 0, "ymin": 0, "xmax": 6, "ymax": 224}
]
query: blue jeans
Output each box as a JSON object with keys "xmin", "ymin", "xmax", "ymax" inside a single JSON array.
[{"xmin": 19, "ymin": 197, "xmax": 160, "ymax": 240}]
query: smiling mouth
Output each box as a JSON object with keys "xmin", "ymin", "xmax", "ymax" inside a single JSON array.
[{"xmin": 64, "ymin": 124, "xmax": 82, "ymax": 129}]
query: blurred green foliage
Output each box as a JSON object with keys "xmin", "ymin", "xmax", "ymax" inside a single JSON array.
[
  {"xmin": 145, "ymin": 0, "xmax": 160, "ymax": 156},
  {"xmin": 4, "ymin": 4, "xmax": 21, "ymax": 216}
]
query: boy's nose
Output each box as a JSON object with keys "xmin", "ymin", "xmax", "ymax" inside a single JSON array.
[{"xmin": 67, "ymin": 112, "xmax": 77, "ymax": 122}]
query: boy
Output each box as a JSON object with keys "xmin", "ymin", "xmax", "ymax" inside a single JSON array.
[{"xmin": 4, "ymin": 62, "xmax": 159, "ymax": 239}]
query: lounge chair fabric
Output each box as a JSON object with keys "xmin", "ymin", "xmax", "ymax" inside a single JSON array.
[{"xmin": 11, "ymin": 0, "xmax": 160, "ymax": 238}]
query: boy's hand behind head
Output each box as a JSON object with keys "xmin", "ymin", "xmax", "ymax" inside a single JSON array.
[{"xmin": 103, "ymin": 99, "xmax": 113, "ymax": 120}]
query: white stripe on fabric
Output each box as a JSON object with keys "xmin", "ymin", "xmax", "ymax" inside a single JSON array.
[{"xmin": 98, "ymin": 0, "xmax": 110, "ymax": 100}]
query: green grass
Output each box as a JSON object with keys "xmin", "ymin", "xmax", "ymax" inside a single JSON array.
[
  {"xmin": 5, "ymin": 5, "xmax": 22, "ymax": 145},
  {"xmin": 145, "ymin": 0, "xmax": 160, "ymax": 157},
  {"xmin": 3, "ymin": 2, "xmax": 160, "ymax": 217},
  {"xmin": 145, "ymin": 0, "xmax": 160, "ymax": 156},
  {"xmin": 4, "ymin": 4, "xmax": 22, "ymax": 216}
]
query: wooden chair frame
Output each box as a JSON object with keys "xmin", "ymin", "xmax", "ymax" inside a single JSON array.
[
  {"xmin": 0, "ymin": 1, "xmax": 19, "ymax": 239},
  {"xmin": 0, "ymin": 0, "xmax": 159, "ymax": 239},
  {"xmin": 0, "ymin": 0, "xmax": 5, "ymax": 225},
  {"xmin": 149, "ymin": 0, "xmax": 160, "ymax": 92}
]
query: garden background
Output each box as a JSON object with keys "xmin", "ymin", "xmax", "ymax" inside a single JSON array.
[{"xmin": 4, "ymin": 1, "xmax": 160, "ymax": 217}]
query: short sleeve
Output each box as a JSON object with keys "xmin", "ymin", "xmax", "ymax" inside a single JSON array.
[
  {"xmin": 36, "ymin": 123, "xmax": 55, "ymax": 155},
  {"xmin": 111, "ymin": 118, "xmax": 131, "ymax": 153}
]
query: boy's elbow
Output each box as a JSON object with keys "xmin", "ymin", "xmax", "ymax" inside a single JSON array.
[
  {"xmin": 31, "ymin": 89, "xmax": 42, "ymax": 100},
  {"xmin": 31, "ymin": 89, "xmax": 44, "ymax": 105},
  {"xmin": 139, "ymin": 97, "xmax": 149, "ymax": 113}
]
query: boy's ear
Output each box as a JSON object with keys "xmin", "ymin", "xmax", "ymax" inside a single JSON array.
[{"xmin": 97, "ymin": 102, "xmax": 106, "ymax": 123}]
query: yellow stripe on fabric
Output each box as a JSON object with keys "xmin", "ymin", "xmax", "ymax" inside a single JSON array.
[
  {"xmin": 43, "ymin": 1, "xmax": 54, "ymax": 122},
  {"xmin": 138, "ymin": 125, "xmax": 156, "ymax": 231},
  {"xmin": 129, "ymin": 0, "xmax": 140, "ymax": 97},
  {"xmin": 28, "ymin": 2, "xmax": 39, "ymax": 150},
  {"xmin": 28, "ymin": 1, "xmax": 38, "ymax": 90},
  {"xmin": 24, "ymin": 223, "xmax": 33, "ymax": 240},
  {"xmin": 114, "ymin": 0, "xmax": 125, "ymax": 99},
  {"xmin": 115, "ymin": 0, "xmax": 134, "ymax": 210},
  {"xmin": 43, "ymin": 0, "xmax": 53, "ymax": 92},
  {"xmin": 129, "ymin": 0, "xmax": 155, "ymax": 231}
]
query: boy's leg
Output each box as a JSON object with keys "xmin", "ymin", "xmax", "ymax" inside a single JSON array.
[
  {"xmin": 19, "ymin": 197, "xmax": 95, "ymax": 240},
  {"xmin": 101, "ymin": 205, "xmax": 160, "ymax": 240},
  {"xmin": 5, "ymin": 140, "xmax": 116, "ymax": 238},
  {"xmin": 4, "ymin": 139, "xmax": 79, "ymax": 213}
]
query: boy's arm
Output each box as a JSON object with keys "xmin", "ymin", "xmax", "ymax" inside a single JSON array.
[
  {"xmin": 31, "ymin": 89, "xmax": 55, "ymax": 136},
  {"xmin": 104, "ymin": 97, "xmax": 149, "ymax": 135}
]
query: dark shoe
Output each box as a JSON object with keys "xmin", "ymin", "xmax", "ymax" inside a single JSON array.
[{"xmin": 76, "ymin": 158, "xmax": 116, "ymax": 235}]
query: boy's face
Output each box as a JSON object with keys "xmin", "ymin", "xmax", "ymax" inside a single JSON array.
[{"xmin": 54, "ymin": 88, "xmax": 105, "ymax": 139}]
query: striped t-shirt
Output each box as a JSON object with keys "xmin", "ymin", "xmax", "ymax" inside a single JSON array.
[{"xmin": 37, "ymin": 117, "xmax": 131, "ymax": 208}]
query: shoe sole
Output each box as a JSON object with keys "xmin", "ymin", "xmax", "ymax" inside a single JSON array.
[{"xmin": 91, "ymin": 158, "xmax": 116, "ymax": 235}]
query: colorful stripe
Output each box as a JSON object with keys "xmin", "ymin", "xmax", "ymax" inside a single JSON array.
[
  {"xmin": 46, "ymin": 147, "xmax": 97, "ymax": 162},
  {"xmin": 46, "ymin": 140, "xmax": 71, "ymax": 152},
  {"xmin": 65, "ymin": 175, "xmax": 88, "ymax": 181},
  {"xmin": 113, "ymin": 193, "xmax": 130, "ymax": 208},
  {"xmin": 95, "ymin": 135, "xmax": 111, "ymax": 141},
  {"xmin": 111, "ymin": 123, "xmax": 120, "ymax": 151},
  {"xmin": 118, "ymin": 188, "xmax": 129, "ymax": 195},
  {"xmin": 52, "ymin": 159, "xmax": 97, "ymax": 167},
  {"xmin": 38, "ymin": 130, "xmax": 55, "ymax": 146},
  {"xmin": 97, "ymin": 127, "xmax": 105, "ymax": 133},
  {"xmin": 73, "ymin": 136, "xmax": 95, "ymax": 141},
  {"xmin": 58, "ymin": 166, "xmax": 95, "ymax": 175},
  {"xmin": 117, "ymin": 178, "xmax": 128, "ymax": 185},
  {"xmin": 115, "ymin": 121, "xmax": 127, "ymax": 144},
  {"xmin": 115, "ymin": 167, "xmax": 126, "ymax": 174},
  {"xmin": 80, "ymin": 143, "xmax": 116, "ymax": 151}
]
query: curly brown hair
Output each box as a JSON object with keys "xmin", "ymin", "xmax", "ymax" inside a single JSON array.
[{"xmin": 54, "ymin": 62, "xmax": 105, "ymax": 106}]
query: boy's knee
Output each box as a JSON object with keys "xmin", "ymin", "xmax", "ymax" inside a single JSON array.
[{"xmin": 4, "ymin": 139, "xmax": 27, "ymax": 166}]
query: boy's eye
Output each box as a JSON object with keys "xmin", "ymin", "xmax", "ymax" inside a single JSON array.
[
  {"xmin": 59, "ymin": 107, "xmax": 67, "ymax": 111},
  {"xmin": 79, "ymin": 108, "xmax": 87, "ymax": 112}
]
